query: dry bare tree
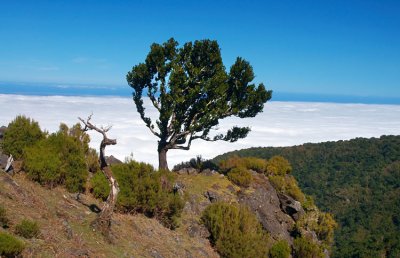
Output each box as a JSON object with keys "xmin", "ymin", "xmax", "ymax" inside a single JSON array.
[{"xmin": 79, "ymin": 115, "xmax": 119, "ymax": 240}]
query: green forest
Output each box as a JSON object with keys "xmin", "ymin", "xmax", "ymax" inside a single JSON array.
[{"xmin": 214, "ymin": 135, "xmax": 400, "ymax": 257}]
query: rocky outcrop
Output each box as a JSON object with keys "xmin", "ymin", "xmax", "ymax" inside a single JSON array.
[
  {"xmin": 277, "ymin": 193, "xmax": 305, "ymax": 221},
  {"xmin": 238, "ymin": 173, "xmax": 296, "ymax": 243}
]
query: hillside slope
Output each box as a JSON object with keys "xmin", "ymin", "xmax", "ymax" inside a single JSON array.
[
  {"xmin": 0, "ymin": 172, "xmax": 218, "ymax": 257},
  {"xmin": 214, "ymin": 135, "xmax": 400, "ymax": 257}
]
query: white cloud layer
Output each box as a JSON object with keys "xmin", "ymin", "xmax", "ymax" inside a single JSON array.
[{"xmin": 1, "ymin": 94, "xmax": 400, "ymax": 168}]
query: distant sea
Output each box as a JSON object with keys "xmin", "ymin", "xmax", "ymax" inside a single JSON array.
[{"xmin": 1, "ymin": 81, "xmax": 399, "ymax": 105}]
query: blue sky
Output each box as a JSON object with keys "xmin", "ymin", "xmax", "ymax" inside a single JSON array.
[{"xmin": 1, "ymin": 0, "xmax": 399, "ymax": 101}]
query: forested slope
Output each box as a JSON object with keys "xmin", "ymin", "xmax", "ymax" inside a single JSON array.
[{"xmin": 214, "ymin": 135, "xmax": 400, "ymax": 257}]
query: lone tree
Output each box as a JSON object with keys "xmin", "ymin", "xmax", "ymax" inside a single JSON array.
[
  {"xmin": 127, "ymin": 38, "xmax": 272, "ymax": 170},
  {"xmin": 79, "ymin": 115, "xmax": 119, "ymax": 241}
]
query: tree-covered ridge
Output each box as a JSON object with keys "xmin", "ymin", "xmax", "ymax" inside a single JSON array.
[{"xmin": 214, "ymin": 135, "xmax": 400, "ymax": 257}]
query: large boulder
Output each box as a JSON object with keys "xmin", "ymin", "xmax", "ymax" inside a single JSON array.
[{"xmin": 277, "ymin": 193, "xmax": 305, "ymax": 221}]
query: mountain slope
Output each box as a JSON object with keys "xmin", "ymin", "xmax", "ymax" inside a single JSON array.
[{"xmin": 214, "ymin": 135, "xmax": 400, "ymax": 257}]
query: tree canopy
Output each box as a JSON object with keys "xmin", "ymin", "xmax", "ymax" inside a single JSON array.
[{"xmin": 127, "ymin": 38, "xmax": 272, "ymax": 170}]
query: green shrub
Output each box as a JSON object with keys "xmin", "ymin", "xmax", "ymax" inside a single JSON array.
[
  {"xmin": 0, "ymin": 205, "xmax": 9, "ymax": 228},
  {"xmin": 269, "ymin": 240, "xmax": 291, "ymax": 258},
  {"xmin": 0, "ymin": 232, "xmax": 25, "ymax": 257},
  {"xmin": 24, "ymin": 140, "xmax": 62, "ymax": 188},
  {"xmin": 268, "ymin": 175, "xmax": 305, "ymax": 203},
  {"xmin": 293, "ymin": 236, "xmax": 323, "ymax": 258},
  {"xmin": 227, "ymin": 167, "xmax": 252, "ymax": 187},
  {"xmin": 266, "ymin": 156, "xmax": 292, "ymax": 176},
  {"xmin": 219, "ymin": 156, "xmax": 267, "ymax": 173},
  {"xmin": 90, "ymin": 171, "xmax": 110, "ymax": 201},
  {"xmin": 2, "ymin": 115, "xmax": 45, "ymax": 159},
  {"xmin": 202, "ymin": 202, "xmax": 269, "ymax": 258},
  {"xmin": 15, "ymin": 219, "xmax": 40, "ymax": 238},
  {"xmin": 90, "ymin": 160, "xmax": 184, "ymax": 229},
  {"xmin": 23, "ymin": 123, "xmax": 88, "ymax": 192}
]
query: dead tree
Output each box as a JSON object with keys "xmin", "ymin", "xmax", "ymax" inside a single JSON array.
[{"xmin": 79, "ymin": 115, "xmax": 119, "ymax": 240}]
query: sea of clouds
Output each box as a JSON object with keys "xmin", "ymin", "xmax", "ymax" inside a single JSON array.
[{"xmin": 1, "ymin": 94, "xmax": 400, "ymax": 168}]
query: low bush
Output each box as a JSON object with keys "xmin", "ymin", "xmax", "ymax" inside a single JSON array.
[
  {"xmin": 0, "ymin": 232, "xmax": 25, "ymax": 257},
  {"xmin": 266, "ymin": 156, "xmax": 292, "ymax": 176},
  {"xmin": 227, "ymin": 167, "xmax": 252, "ymax": 187},
  {"xmin": 23, "ymin": 123, "xmax": 88, "ymax": 192},
  {"xmin": 172, "ymin": 155, "xmax": 219, "ymax": 172},
  {"xmin": 15, "ymin": 219, "xmax": 40, "ymax": 239},
  {"xmin": 90, "ymin": 171, "xmax": 110, "ymax": 201},
  {"xmin": 0, "ymin": 205, "xmax": 9, "ymax": 228},
  {"xmin": 219, "ymin": 156, "xmax": 267, "ymax": 173},
  {"xmin": 269, "ymin": 240, "xmax": 291, "ymax": 258},
  {"xmin": 2, "ymin": 115, "xmax": 45, "ymax": 159},
  {"xmin": 202, "ymin": 202, "xmax": 269, "ymax": 258},
  {"xmin": 293, "ymin": 236, "xmax": 323, "ymax": 258},
  {"xmin": 269, "ymin": 175, "xmax": 305, "ymax": 203}
]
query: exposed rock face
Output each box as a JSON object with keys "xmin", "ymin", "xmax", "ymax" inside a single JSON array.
[
  {"xmin": 277, "ymin": 192, "xmax": 304, "ymax": 221},
  {"xmin": 238, "ymin": 173, "xmax": 296, "ymax": 244},
  {"xmin": 105, "ymin": 155, "xmax": 123, "ymax": 165}
]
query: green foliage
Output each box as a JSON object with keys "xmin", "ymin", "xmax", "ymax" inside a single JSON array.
[
  {"xmin": 293, "ymin": 236, "xmax": 323, "ymax": 258},
  {"xmin": 0, "ymin": 232, "xmax": 25, "ymax": 257},
  {"xmin": 269, "ymin": 240, "xmax": 291, "ymax": 258},
  {"xmin": 269, "ymin": 175, "xmax": 305, "ymax": 203},
  {"xmin": 15, "ymin": 219, "xmax": 40, "ymax": 239},
  {"xmin": 266, "ymin": 156, "xmax": 292, "ymax": 176},
  {"xmin": 0, "ymin": 205, "xmax": 9, "ymax": 228},
  {"xmin": 314, "ymin": 213, "xmax": 338, "ymax": 246},
  {"xmin": 23, "ymin": 123, "xmax": 88, "ymax": 192},
  {"xmin": 90, "ymin": 171, "xmax": 110, "ymax": 201},
  {"xmin": 127, "ymin": 38, "xmax": 272, "ymax": 169},
  {"xmin": 24, "ymin": 140, "xmax": 62, "ymax": 187},
  {"xmin": 214, "ymin": 135, "xmax": 400, "ymax": 257},
  {"xmin": 172, "ymin": 155, "xmax": 219, "ymax": 171},
  {"xmin": 2, "ymin": 115, "xmax": 45, "ymax": 159},
  {"xmin": 90, "ymin": 160, "xmax": 184, "ymax": 229},
  {"xmin": 219, "ymin": 156, "xmax": 267, "ymax": 173},
  {"xmin": 201, "ymin": 202, "xmax": 269, "ymax": 258},
  {"xmin": 227, "ymin": 167, "xmax": 252, "ymax": 187}
]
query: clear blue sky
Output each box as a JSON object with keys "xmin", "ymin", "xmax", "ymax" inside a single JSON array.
[{"xmin": 1, "ymin": 0, "xmax": 399, "ymax": 99}]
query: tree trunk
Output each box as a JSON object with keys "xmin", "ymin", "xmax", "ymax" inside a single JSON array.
[
  {"xmin": 92, "ymin": 139, "xmax": 119, "ymax": 242},
  {"xmin": 158, "ymin": 147, "xmax": 169, "ymax": 171}
]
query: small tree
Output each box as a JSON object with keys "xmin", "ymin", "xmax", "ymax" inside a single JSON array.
[{"xmin": 127, "ymin": 38, "xmax": 272, "ymax": 170}]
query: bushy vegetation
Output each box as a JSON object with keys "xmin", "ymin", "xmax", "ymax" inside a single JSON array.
[
  {"xmin": 23, "ymin": 123, "xmax": 88, "ymax": 192},
  {"xmin": 219, "ymin": 156, "xmax": 267, "ymax": 173},
  {"xmin": 214, "ymin": 135, "xmax": 400, "ymax": 257},
  {"xmin": 2, "ymin": 115, "xmax": 45, "ymax": 159},
  {"xmin": 172, "ymin": 155, "xmax": 219, "ymax": 172},
  {"xmin": 266, "ymin": 156, "xmax": 292, "ymax": 175},
  {"xmin": 293, "ymin": 236, "xmax": 323, "ymax": 258},
  {"xmin": 0, "ymin": 232, "xmax": 25, "ymax": 257},
  {"xmin": 201, "ymin": 202, "xmax": 269, "ymax": 258},
  {"xmin": 89, "ymin": 171, "xmax": 110, "ymax": 201},
  {"xmin": 269, "ymin": 240, "xmax": 290, "ymax": 258},
  {"xmin": 0, "ymin": 205, "xmax": 9, "ymax": 228},
  {"xmin": 91, "ymin": 160, "xmax": 184, "ymax": 229},
  {"xmin": 15, "ymin": 219, "xmax": 40, "ymax": 239},
  {"xmin": 227, "ymin": 167, "xmax": 252, "ymax": 187}
]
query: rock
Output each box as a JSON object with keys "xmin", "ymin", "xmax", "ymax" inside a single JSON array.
[
  {"xmin": 106, "ymin": 155, "xmax": 123, "ymax": 165},
  {"xmin": 0, "ymin": 153, "xmax": 8, "ymax": 169},
  {"xmin": 204, "ymin": 191, "xmax": 219, "ymax": 203},
  {"xmin": 176, "ymin": 167, "xmax": 199, "ymax": 175},
  {"xmin": 201, "ymin": 169, "xmax": 216, "ymax": 176},
  {"xmin": 277, "ymin": 193, "xmax": 305, "ymax": 221},
  {"xmin": 238, "ymin": 173, "xmax": 295, "ymax": 244}
]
